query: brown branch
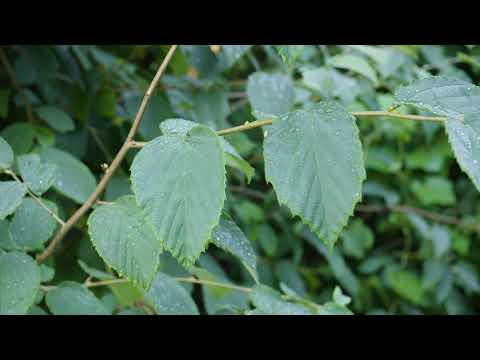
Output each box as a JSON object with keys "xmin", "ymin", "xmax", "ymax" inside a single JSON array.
[{"xmin": 36, "ymin": 45, "xmax": 178, "ymax": 263}]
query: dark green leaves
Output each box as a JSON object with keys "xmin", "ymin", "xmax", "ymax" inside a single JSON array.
[
  {"xmin": 0, "ymin": 252, "xmax": 40, "ymax": 314},
  {"xmin": 35, "ymin": 106, "xmax": 75, "ymax": 133},
  {"xmin": 87, "ymin": 196, "xmax": 162, "ymax": 289},
  {"xmin": 264, "ymin": 102, "xmax": 366, "ymax": 248},
  {"xmin": 131, "ymin": 123, "xmax": 226, "ymax": 264}
]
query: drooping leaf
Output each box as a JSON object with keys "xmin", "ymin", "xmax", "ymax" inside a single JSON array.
[
  {"xmin": 222, "ymin": 138, "xmax": 255, "ymax": 183},
  {"xmin": 77, "ymin": 260, "xmax": 115, "ymax": 281},
  {"xmin": 16, "ymin": 154, "xmax": 57, "ymax": 195},
  {"xmin": 247, "ymin": 72, "xmax": 295, "ymax": 118},
  {"xmin": 45, "ymin": 282, "xmax": 111, "ymax": 315},
  {"xmin": 0, "ymin": 136, "xmax": 14, "ymax": 170},
  {"xmin": 211, "ymin": 217, "xmax": 258, "ymax": 282},
  {"xmin": 9, "ymin": 197, "xmax": 58, "ymax": 250},
  {"xmin": 35, "ymin": 106, "xmax": 75, "ymax": 133},
  {"xmin": 39, "ymin": 147, "xmax": 97, "ymax": 204},
  {"xmin": 131, "ymin": 123, "xmax": 225, "ymax": 264},
  {"xmin": 87, "ymin": 195, "xmax": 162, "ymax": 289},
  {"xmin": 263, "ymin": 102, "xmax": 365, "ymax": 248},
  {"xmin": 145, "ymin": 272, "xmax": 199, "ymax": 315},
  {"xmin": 328, "ymin": 54, "xmax": 379, "ymax": 85},
  {"xmin": 0, "ymin": 181, "xmax": 28, "ymax": 220},
  {"xmin": 1, "ymin": 123, "xmax": 36, "ymax": 155},
  {"xmin": 0, "ymin": 252, "xmax": 40, "ymax": 315}
]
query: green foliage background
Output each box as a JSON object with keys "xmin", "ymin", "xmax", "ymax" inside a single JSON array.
[{"xmin": 1, "ymin": 45, "xmax": 480, "ymax": 315}]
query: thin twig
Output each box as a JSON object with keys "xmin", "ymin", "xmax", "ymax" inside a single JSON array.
[
  {"xmin": 5, "ymin": 170, "xmax": 65, "ymax": 226},
  {"xmin": 0, "ymin": 47, "xmax": 34, "ymax": 123},
  {"xmin": 356, "ymin": 203, "xmax": 480, "ymax": 232},
  {"xmin": 36, "ymin": 45, "xmax": 178, "ymax": 263}
]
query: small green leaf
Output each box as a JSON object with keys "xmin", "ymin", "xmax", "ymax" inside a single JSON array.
[
  {"xmin": 328, "ymin": 54, "xmax": 378, "ymax": 85},
  {"xmin": 247, "ymin": 72, "xmax": 295, "ymax": 118},
  {"xmin": 77, "ymin": 260, "xmax": 115, "ymax": 281},
  {"xmin": 264, "ymin": 102, "xmax": 365, "ymax": 248},
  {"xmin": 145, "ymin": 272, "xmax": 199, "ymax": 315},
  {"xmin": 39, "ymin": 147, "xmax": 97, "ymax": 204},
  {"xmin": 222, "ymin": 138, "xmax": 254, "ymax": 183},
  {"xmin": 1, "ymin": 123, "xmax": 36, "ymax": 155},
  {"xmin": 211, "ymin": 217, "xmax": 258, "ymax": 282},
  {"xmin": 131, "ymin": 124, "xmax": 226, "ymax": 264},
  {"xmin": 17, "ymin": 154, "xmax": 56, "ymax": 195},
  {"xmin": 341, "ymin": 219, "xmax": 374, "ymax": 259},
  {"xmin": 0, "ymin": 252, "xmax": 41, "ymax": 315},
  {"xmin": 35, "ymin": 106, "xmax": 75, "ymax": 133},
  {"xmin": 46, "ymin": 282, "xmax": 111, "ymax": 315},
  {"xmin": 249, "ymin": 284, "xmax": 311, "ymax": 315},
  {"xmin": 410, "ymin": 176, "xmax": 456, "ymax": 206},
  {"xmin": 387, "ymin": 270, "xmax": 426, "ymax": 306},
  {"xmin": 95, "ymin": 87, "xmax": 117, "ymax": 118},
  {"xmin": 0, "ymin": 136, "xmax": 14, "ymax": 170},
  {"xmin": 9, "ymin": 197, "xmax": 58, "ymax": 250},
  {"xmin": 0, "ymin": 181, "xmax": 28, "ymax": 220},
  {"xmin": 87, "ymin": 195, "xmax": 162, "ymax": 289}
]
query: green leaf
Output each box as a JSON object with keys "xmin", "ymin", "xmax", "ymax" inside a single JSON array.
[
  {"xmin": 87, "ymin": 195, "xmax": 162, "ymax": 289},
  {"xmin": 145, "ymin": 272, "xmax": 199, "ymax": 315},
  {"xmin": 1, "ymin": 123, "xmax": 36, "ymax": 155},
  {"xmin": 0, "ymin": 181, "xmax": 28, "ymax": 220},
  {"xmin": 410, "ymin": 176, "xmax": 456, "ymax": 206},
  {"xmin": 218, "ymin": 45, "xmax": 251, "ymax": 68},
  {"xmin": 211, "ymin": 217, "xmax": 258, "ymax": 282},
  {"xmin": 35, "ymin": 106, "xmax": 75, "ymax": 133},
  {"xmin": 222, "ymin": 138, "xmax": 255, "ymax": 183},
  {"xmin": 95, "ymin": 87, "xmax": 117, "ymax": 118},
  {"xmin": 0, "ymin": 136, "xmax": 14, "ymax": 170},
  {"xmin": 341, "ymin": 219, "xmax": 374, "ymax": 259},
  {"xmin": 328, "ymin": 54, "xmax": 378, "ymax": 85},
  {"xmin": 108, "ymin": 281, "xmax": 144, "ymax": 307},
  {"xmin": 192, "ymin": 88, "xmax": 230, "ymax": 129},
  {"xmin": 332, "ymin": 286, "xmax": 351, "ymax": 306},
  {"xmin": 45, "ymin": 282, "xmax": 111, "ymax": 315},
  {"xmin": 40, "ymin": 264, "xmax": 55, "ymax": 282},
  {"xmin": 264, "ymin": 102, "xmax": 365, "ymax": 248},
  {"xmin": 395, "ymin": 76, "xmax": 480, "ymax": 191},
  {"xmin": 131, "ymin": 124, "xmax": 226, "ymax": 264},
  {"xmin": 249, "ymin": 284, "xmax": 311, "ymax": 315},
  {"xmin": 387, "ymin": 270, "xmax": 426, "ymax": 306},
  {"xmin": 317, "ymin": 302, "xmax": 353, "ymax": 315},
  {"xmin": 275, "ymin": 45, "xmax": 305, "ymax": 67},
  {"xmin": 0, "ymin": 252, "xmax": 40, "ymax": 315},
  {"xmin": 9, "ymin": 197, "xmax": 58, "ymax": 250},
  {"xmin": 77, "ymin": 260, "xmax": 114, "ymax": 280},
  {"xmin": 17, "ymin": 154, "xmax": 56, "ymax": 195},
  {"xmin": 0, "ymin": 219, "xmax": 16, "ymax": 250},
  {"xmin": 247, "ymin": 72, "xmax": 295, "ymax": 118},
  {"xmin": 39, "ymin": 147, "xmax": 97, "ymax": 204}
]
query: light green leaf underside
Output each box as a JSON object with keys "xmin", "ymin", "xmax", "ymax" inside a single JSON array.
[
  {"xmin": 328, "ymin": 54, "xmax": 378, "ymax": 85},
  {"xmin": 131, "ymin": 124, "xmax": 226, "ymax": 264},
  {"xmin": 0, "ymin": 181, "xmax": 28, "ymax": 220},
  {"xmin": 87, "ymin": 195, "xmax": 162, "ymax": 289},
  {"xmin": 395, "ymin": 76, "xmax": 480, "ymax": 191},
  {"xmin": 247, "ymin": 71, "xmax": 295, "ymax": 118},
  {"xmin": 145, "ymin": 272, "xmax": 199, "ymax": 315},
  {"xmin": 249, "ymin": 285, "xmax": 311, "ymax": 315},
  {"xmin": 161, "ymin": 118, "xmax": 254, "ymax": 182},
  {"xmin": 39, "ymin": 147, "xmax": 97, "ymax": 204},
  {"xmin": 35, "ymin": 105, "xmax": 75, "ymax": 133},
  {"xmin": 9, "ymin": 197, "xmax": 58, "ymax": 250},
  {"xmin": 264, "ymin": 102, "xmax": 366, "ymax": 248},
  {"xmin": 0, "ymin": 252, "xmax": 40, "ymax": 315},
  {"xmin": 17, "ymin": 154, "xmax": 56, "ymax": 195},
  {"xmin": 45, "ymin": 282, "xmax": 111, "ymax": 315},
  {"xmin": 211, "ymin": 217, "xmax": 258, "ymax": 282},
  {"xmin": 0, "ymin": 136, "xmax": 14, "ymax": 170}
]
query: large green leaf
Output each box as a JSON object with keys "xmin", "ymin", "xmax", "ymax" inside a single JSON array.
[
  {"xmin": 0, "ymin": 252, "xmax": 40, "ymax": 315},
  {"xmin": 35, "ymin": 106, "xmax": 75, "ymax": 133},
  {"xmin": 246, "ymin": 72, "xmax": 295, "ymax": 118},
  {"xmin": 131, "ymin": 123, "xmax": 225, "ymax": 264},
  {"xmin": 145, "ymin": 272, "xmax": 199, "ymax": 315},
  {"xmin": 87, "ymin": 195, "xmax": 162, "ymax": 289},
  {"xmin": 9, "ymin": 197, "xmax": 58, "ymax": 250},
  {"xmin": 264, "ymin": 102, "xmax": 366, "ymax": 248},
  {"xmin": 39, "ymin": 147, "xmax": 97, "ymax": 204},
  {"xmin": 211, "ymin": 217, "xmax": 258, "ymax": 282},
  {"xmin": 46, "ymin": 282, "xmax": 111, "ymax": 315},
  {"xmin": 395, "ymin": 76, "xmax": 480, "ymax": 191},
  {"xmin": 0, "ymin": 181, "xmax": 28, "ymax": 220},
  {"xmin": 0, "ymin": 136, "xmax": 14, "ymax": 170},
  {"xmin": 17, "ymin": 154, "xmax": 56, "ymax": 196}
]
